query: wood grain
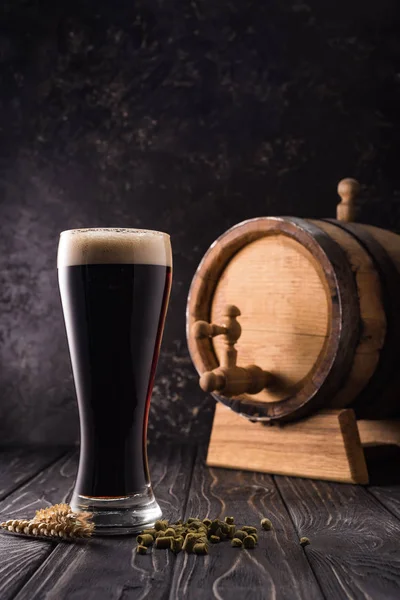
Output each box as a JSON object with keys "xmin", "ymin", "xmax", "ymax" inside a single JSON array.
[
  {"xmin": 311, "ymin": 219, "xmax": 386, "ymax": 409},
  {"xmin": 169, "ymin": 446, "xmax": 323, "ymax": 600},
  {"xmin": 0, "ymin": 447, "xmax": 67, "ymax": 501},
  {"xmin": 0, "ymin": 451, "xmax": 77, "ymax": 600},
  {"xmin": 207, "ymin": 404, "xmax": 368, "ymax": 484},
  {"xmin": 3, "ymin": 445, "xmax": 400, "ymax": 599},
  {"xmin": 368, "ymin": 485, "xmax": 400, "ymax": 523},
  {"xmin": 352, "ymin": 224, "xmax": 400, "ymax": 418},
  {"xmin": 364, "ymin": 226, "xmax": 400, "ymax": 273},
  {"xmin": 211, "ymin": 234, "xmax": 330, "ymax": 402},
  {"xmin": 14, "ymin": 444, "xmax": 196, "ymax": 600},
  {"xmin": 358, "ymin": 420, "xmax": 400, "ymax": 447},
  {"xmin": 275, "ymin": 475, "xmax": 400, "ymax": 599}
]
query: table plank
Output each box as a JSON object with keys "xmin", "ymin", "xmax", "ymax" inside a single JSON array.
[
  {"xmin": 0, "ymin": 451, "xmax": 76, "ymax": 600},
  {"xmin": 275, "ymin": 476, "xmax": 400, "ymax": 600},
  {"xmin": 0, "ymin": 447, "xmax": 67, "ymax": 501},
  {"xmin": 368, "ymin": 485, "xmax": 400, "ymax": 521},
  {"xmin": 361, "ymin": 445, "xmax": 400, "ymax": 521},
  {"xmin": 14, "ymin": 443, "xmax": 197, "ymax": 600},
  {"xmin": 169, "ymin": 448, "xmax": 323, "ymax": 600}
]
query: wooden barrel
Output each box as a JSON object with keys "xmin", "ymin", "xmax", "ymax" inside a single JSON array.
[{"xmin": 186, "ymin": 186, "xmax": 400, "ymax": 423}]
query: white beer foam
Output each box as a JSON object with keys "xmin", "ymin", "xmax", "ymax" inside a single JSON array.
[{"xmin": 58, "ymin": 228, "xmax": 172, "ymax": 267}]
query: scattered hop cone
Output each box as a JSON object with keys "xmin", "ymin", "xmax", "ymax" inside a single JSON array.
[
  {"xmin": 300, "ymin": 536, "xmax": 310, "ymax": 547},
  {"xmin": 261, "ymin": 518, "xmax": 273, "ymax": 531},
  {"xmin": 243, "ymin": 535, "xmax": 256, "ymax": 549}
]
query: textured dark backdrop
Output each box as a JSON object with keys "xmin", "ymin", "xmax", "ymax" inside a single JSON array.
[{"xmin": 0, "ymin": 0, "xmax": 399, "ymax": 445}]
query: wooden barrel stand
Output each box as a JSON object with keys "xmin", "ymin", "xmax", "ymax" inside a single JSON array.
[{"xmin": 206, "ymin": 404, "xmax": 400, "ymax": 484}]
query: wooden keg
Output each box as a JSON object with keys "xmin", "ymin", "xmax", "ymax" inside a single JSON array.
[{"xmin": 187, "ymin": 179, "xmax": 400, "ymax": 423}]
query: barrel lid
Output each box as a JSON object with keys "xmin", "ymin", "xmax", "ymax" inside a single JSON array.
[{"xmin": 186, "ymin": 217, "xmax": 360, "ymax": 422}]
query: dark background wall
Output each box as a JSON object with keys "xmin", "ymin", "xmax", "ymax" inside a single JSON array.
[{"xmin": 0, "ymin": 0, "xmax": 399, "ymax": 445}]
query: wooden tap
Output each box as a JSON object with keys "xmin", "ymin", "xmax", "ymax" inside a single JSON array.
[{"xmin": 192, "ymin": 305, "xmax": 272, "ymax": 396}]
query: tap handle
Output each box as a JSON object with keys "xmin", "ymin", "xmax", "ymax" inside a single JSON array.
[{"xmin": 192, "ymin": 304, "xmax": 241, "ymax": 346}]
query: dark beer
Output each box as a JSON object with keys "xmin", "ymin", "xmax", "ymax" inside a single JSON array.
[
  {"xmin": 59, "ymin": 263, "xmax": 171, "ymax": 496},
  {"xmin": 58, "ymin": 229, "xmax": 171, "ymax": 530}
]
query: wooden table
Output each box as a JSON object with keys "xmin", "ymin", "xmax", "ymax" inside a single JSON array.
[{"xmin": 1, "ymin": 444, "xmax": 400, "ymax": 599}]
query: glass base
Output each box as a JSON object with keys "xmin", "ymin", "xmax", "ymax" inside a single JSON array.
[{"xmin": 70, "ymin": 486, "xmax": 162, "ymax": 536}]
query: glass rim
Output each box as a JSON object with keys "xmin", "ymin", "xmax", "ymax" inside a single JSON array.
[{"xmin": 59, "ymin": 228, "xmax": 170, "ymax": 238}]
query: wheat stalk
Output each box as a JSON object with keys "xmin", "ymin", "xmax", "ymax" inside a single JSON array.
[{"xmin": 0, "ymin": 504, "xmax": 95, "ymax": 540}]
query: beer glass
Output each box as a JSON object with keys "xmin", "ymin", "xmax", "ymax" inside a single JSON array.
[{"xmin": 58, "ymin": 228, "xmax": 172, "ymax": 534}]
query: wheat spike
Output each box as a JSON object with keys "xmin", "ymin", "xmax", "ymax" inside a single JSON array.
[
  {"xmin": 0, "ymin": 504, "xmax": 95, "ymax": 540},
  {"xmin": 33, "ymin": 503, "xmax": 71, "ymax": 523}
]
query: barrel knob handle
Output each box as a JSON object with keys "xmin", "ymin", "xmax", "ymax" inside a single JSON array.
[
  {"xmin": 192, "ymin": 305, "xmax": 272, "ymax": 396},
  {"xmin": 199, "ymin": 371, "xmax": 226, "ymax": 393},
  {"xmin": 337, "ymin": 178, "xmax": 361, "ymax": 222}
]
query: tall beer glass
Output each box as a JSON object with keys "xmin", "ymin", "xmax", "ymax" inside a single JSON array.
[{"xmin": 58, "ymin": 228, "xmax": 172, "ymax": 534}]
